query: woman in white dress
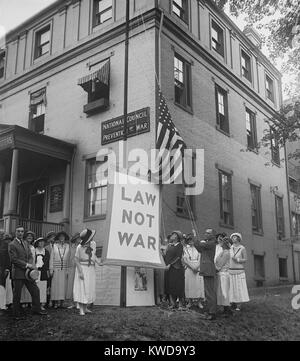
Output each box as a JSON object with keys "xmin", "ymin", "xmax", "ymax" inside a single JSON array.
[
  {"xmin": 215, "ymin": 237, "xmax": 232, "ymax": 315},
  {"xmin": 229, "ymin": 233, "xmax": 250, "ymax": 311},
  {"xmin": 73, "ymin": 229, "xmax": 100, "ymax": 316},
  {"xmin": 21, "ymin": 231, "xmax": 36, "ymax": 307},
  {"xmin": 50, "ymin": 231, "xmax": 70, "ymax": 308},
  {"xmin": 182, "ymin": 234, "xmax": 205, "ymax": 309}
]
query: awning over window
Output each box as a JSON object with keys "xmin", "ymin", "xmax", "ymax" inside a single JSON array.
[
  {"xmin": 78, "ymin": 60, "xmax": 110, "ymax": 93},
  {"xmin": 30, "ymin": 88, "xmax": 47, "ymax": 107}
]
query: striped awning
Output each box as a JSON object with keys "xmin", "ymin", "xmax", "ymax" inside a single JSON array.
[{"xmin": 78, "ymin": 60, "xmax": 110, "ymax": 93}]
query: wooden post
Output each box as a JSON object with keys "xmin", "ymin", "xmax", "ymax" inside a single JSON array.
[{"xmin": 7, "ymin": 148, "xmax": 19, "ymax": 215}]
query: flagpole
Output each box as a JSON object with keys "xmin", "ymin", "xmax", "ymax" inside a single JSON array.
[{"xmin": 120, "ymin": 0, "xmax": 130, "ymax": 308}]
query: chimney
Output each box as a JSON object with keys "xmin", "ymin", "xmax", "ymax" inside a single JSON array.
[{"xmin": 243, "ymin": 25, "xmax": 262, "ymax": 49}]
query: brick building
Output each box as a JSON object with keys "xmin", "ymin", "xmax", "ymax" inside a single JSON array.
[{"xmin": 0, "ymin": 0, "xmax": 296, "ymax": 304}]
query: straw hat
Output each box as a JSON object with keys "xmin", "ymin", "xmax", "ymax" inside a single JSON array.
[{"xmin": 80, "ymin": 229, "xmax": 96, "ymax": 246}]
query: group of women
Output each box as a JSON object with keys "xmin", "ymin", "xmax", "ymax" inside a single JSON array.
[
  {"xmin": 155, "ymin": 230, "xmax": 249, "ymax": 314},
  {"xmin": 0, "ymin": 228, "xmax": 99, "ymax": 316}
]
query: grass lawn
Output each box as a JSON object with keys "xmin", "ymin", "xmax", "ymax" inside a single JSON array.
[{"xmin": 1, "ymin": 286, "xmax": 300, "ymax": 341}]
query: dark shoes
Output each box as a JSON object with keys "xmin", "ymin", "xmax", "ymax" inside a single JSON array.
[{"xmin": 32, "ymin": 310, "xmax": 48, "ymax": 316}]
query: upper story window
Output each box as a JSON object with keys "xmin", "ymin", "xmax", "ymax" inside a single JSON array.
[
  {"xmin": 250, "ymin": 184, "xmax": 263, "ymax": 233},
  {"xmin": 174, "ymin": 54, "xmax": 192, "ymax": 111},
  {"xmin": 172, "ymin": 0, "xmax": 189, "ymax": 23},
  {"xmin": 176, "ymin": 185, "xmax": 195, "ymax": 219},
  {"xmin": 78, "ymin": 60, "xmax": 110, "ymax": 115},
  {"xmin": 93, "ymin": 0, "xmax": 113, "ymax": 27},
  {"xmin": 211, "ymin": 20, "xmax": 224, "ymax": 57},
  {"xmin": 29, "ymin": 88, "xmax": 47, "ymax": 134},
  {"xmin": 270, "ymin": 127, "xmax": 280, "ymax": 165},
  {"xmin": 292, "ymin": 212, "xmax": 300, "ymax": 236},
  {"xmin": 241, "ymin": 50, "xmax": 252, "ymax": 82},
  {"xmin": 34, "ymin": 25, "xmax": 51, "ymax": 59},
  {"xmin": 85, "ymin": 157, "xmax": 108, "ymax": 218},
  {"xmin": 265, "ymin": 74, "xmax": 274, "ymax": 102},
  {"xmin": 215, "ymin": 84, "xmax": 229, "ymax": 134},
  {"xmin": 0, "ymin": 51, "xmax": 5, "ymax": 79},
  {"xmin": 275, "ymin": 194, "xmax": 285, "ymax": 240},
  {"xmin": 218, "ymin": 170, "xmax": 234, "ymax": 227},
  {"xmin": 289, "ymin": 177, "xmax": 299, "ymax": 194},
  {"xmin": 246, "ymin": 108, "xmax": 257, "ymax": 150}
]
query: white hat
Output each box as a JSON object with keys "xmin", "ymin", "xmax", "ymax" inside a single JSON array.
[{"xmin": 230, "ymin": 233, "xmax": 242, "ymax": 242}]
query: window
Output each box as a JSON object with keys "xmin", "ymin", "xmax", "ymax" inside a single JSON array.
[
  {"xmin": 174, "ymin": 54, "xmax": 192, "ymax": 111},
  {"xmin": 29, "ymin": 88, "xmax": 46, "ymax": 134},
  {"xmin": 250, "ymin": 184, "xmax": 263, "ymax": 233},
  {"xmin": 289, "ymin": 177, "xmax": 299, "ymax": 194},
  {"xmin": 0, "ymin": 51, "xmax": 5, "ymax": 79},
  {"xmin": 218, "ymin": 170, "xmax": 233, "ymax": 226},
  {"xmin": 279, "ymin": 258, "xmax": 288, "ymax": 278},
  {"xmin": 254, "ymin": 255, "xmax": 265, "ymax": 280},
  {"xmin": 292, "ymin": 212, "xmax": 300, "ymax": 236},
  {"xmin": 93, "ymin": 0, "xmax": 113, "ymax": 27},
  {"xmin": 176, "ymin": 185, "xmax": 194, "ymax": 219},
  {"xmin": 172, "ymin": 0, "xmax": 188, "ymax": 23},
  {"xmin": 241, "ymin": 50, "xmax": 252, "ymax": 82},
  {"xmin": 34, "ymin": 25, "xmax": 51, "ymax": 59},
  {"xmin": 85, "ymin": 157, "xmax": 108, "ymax": 218},
  {"xmin": 215, "ymin": 85, "xmax": 229, "ymax": 134},
  {"xmin": 270, "ymin": 127, "xmax": 280, "ymax": 165},
  {"xmin": 275, "ymin": 195, "xmax": 285, "ymax": 240},
  {"xmin": 265, "ymin": 74, "xmax": 274, "ymax": 102},
  {"xmin": 246, "ymin": 108, "xmax": 257, "ymax": 150},
  {"xmin": 211, "ymin": 20, "xmax": 224, "ymax": 57}
]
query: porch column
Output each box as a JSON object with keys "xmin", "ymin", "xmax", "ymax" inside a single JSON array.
[
  {"xmin": 4, "ymin": 148, "xmax": 19, "ymax": 233},
  {"xmin": 7, "ymin": 148, "xmax": 19, "ymax": 215},
  {"xmin": 62, "ymin": 162, "xmax": 71, "ymax": 231}
]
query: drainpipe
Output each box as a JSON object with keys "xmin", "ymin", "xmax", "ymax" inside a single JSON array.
[
  {"xmin": 158, "ymin": 6, "xmax": 164, "ymax": 87},
  {"xmin": 68, "ymin": 147, "xmax": 76, "ymax": 236},
  {"xmin": 284, "ymin": 142, "xmax": 296, "ymax": 283}
]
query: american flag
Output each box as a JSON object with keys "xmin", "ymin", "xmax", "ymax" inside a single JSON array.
[{"xmin": 154, "ymin": 91, "xmax": 186, "ymax": 184}]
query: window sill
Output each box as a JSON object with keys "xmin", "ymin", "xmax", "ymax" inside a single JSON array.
[
  {"xmin": 253, "ymin": 277, "xmax": 265, "ymax": 282},
  {"xmin": 247, "ymin": 147, "xmax": 259, "ymax": 155},
  {"xmin": 84, "ymin": 215, "xmax": 106, "ymax": 222},
  {"xmin": 216, "ymin": 126, "xmax": 230, "ymax": 138},
  {"xmin": 252, "ymin": 230, "xmax": 264, "ymax": 237},
  {"xmin": 279, "ymin": 277, "xmax": 289, "ymax": 282},
  {"xmin": 219, "ymin": 222, "xmax": 234, "ymax": 230},
  {"xmin": 84, "ymin": 98, "xmax": 109, "ymax": 115},
  {"xmin": 174, "ymin": 101, "xmax": 193, "ymax": 115}
]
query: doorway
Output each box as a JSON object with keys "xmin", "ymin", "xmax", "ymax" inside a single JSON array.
[{"xmin": 19, "ymin": 180, "xmax": 47, "ymax": 221}]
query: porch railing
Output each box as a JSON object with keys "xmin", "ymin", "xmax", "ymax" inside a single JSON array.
[{"xmin": 19, "ymin": 218, "xmax": 64, "ymax": 237}]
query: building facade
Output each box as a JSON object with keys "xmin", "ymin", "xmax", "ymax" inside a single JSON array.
[{"xmin": 0, "ymin": 0, "xmax": 296, "ymax": 302}]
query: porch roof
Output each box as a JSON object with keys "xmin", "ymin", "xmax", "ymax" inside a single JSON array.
[{"xmin": 0, "ymin": 124, "xmax": 76, "ymax": 162}]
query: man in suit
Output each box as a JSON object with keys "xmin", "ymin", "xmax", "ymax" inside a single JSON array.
[
  {"xmin": 194, "ymin": 228, "xmax": 217, "ymax": 320},
  {"xmin": 8, "ymin": 225, "xmax": 47, "ymax": 318}
]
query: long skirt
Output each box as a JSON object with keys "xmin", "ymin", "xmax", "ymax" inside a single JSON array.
[
  {"xmin": 51, "ymin": 269, "xmax": 67, "ymax": 301},
  {"xmin": 229, "ymin": 271, "xmax": 250, "ymax": 303},
  {"xmin": 217, "ymin": 271, "xmax": 230, "ymax": 306},
  {"xmin": 37, "ymin": 280, "xmax": 47, "ymax": 304},
  {"xmin": 0, "ymin": 285, "xmax": 6, "ymax": 309},
  {"xmin": 185, "ymin": 268, "xmax": 205, "ymax": 299},
  {"xmin": 21, "ymin": 285, "xmax": 32, "ymax": 303},
  {"xmin": 154, "ymin": 269, "xmax": 165, "ymax": 297},
  {"xmin": 73, "ymin": 265, "xmax": 96, "ymax": 305},
  {"xmin": 66, "ymin": 267, "xmax": 76, "ymax": 300},
  {"xmin": 166, "ymin": 267, "xmax": 184, "ymax": 299},
  {"xmin": 6, "ymin": 276, "xmax": 13, "ymax": 305}
]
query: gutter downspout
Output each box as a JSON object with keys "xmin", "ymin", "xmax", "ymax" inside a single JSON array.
[
  {"xmin": 284, "ymin": 142, "xmax": 296, "ymax": 284},
  {"xmin": 158, "ymin": 7, "xmax": 164, "ymax": 87}
]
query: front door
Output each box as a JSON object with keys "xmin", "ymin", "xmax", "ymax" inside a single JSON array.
[{"xmin": 19, "ymin": 180, "xmax": 47, "ymax": 221}]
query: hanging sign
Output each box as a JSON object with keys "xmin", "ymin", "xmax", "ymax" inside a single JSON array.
[
  {"xmin": 102, "ymin": 171, "xmax": 165, "ymax": 268},
  {"xmin": 101, "ymin": 107, "xmax": 150, "ymax": 145}
]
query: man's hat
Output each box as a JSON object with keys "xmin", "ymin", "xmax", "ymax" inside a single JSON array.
[
  {"xmin": 80, "ymin": 229, "xmax": 96, "ymax": 246},
  {"xmin": 25, "ymin": 269, "xmax": 40, "ymax": 282},
  {"xmin": 54, "ymin": 231, "xmax": 70, "ymax": 241},
  {"xmin": 33, "ymin": 237, "xmax": 46, "ymax": 248}
]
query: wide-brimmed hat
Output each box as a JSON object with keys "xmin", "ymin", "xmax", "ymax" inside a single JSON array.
[
  {"xmin": 24, "ymin": 231, "xmax": 35, "ymax": 240},
  {"xmin": 221, "ymin": 237, "xmax": 232, "ymax": 249},
  {"xmin": 69, "ymin": 232, "xmax": 81, "ymax": 243},
  {"xmin": 34, "ymin": 237, "xmax": 46, "ymax": 248},
  {"xmin": 25, "ymin": 269, "xmax": 40, "ymax": 282},
  {"xmin": 216, "ymin": 232, "xmax": 227, "ymax": 239},
  {"xmin": 54, "ymin": 231, "xmax": 70, "ymax": 241},
  {"xmin": 46, "ymin": 231, "xmax": 56, "ymax": 240},
  {"xmin": 230, "ymin": 232, "xmax": 242, "ymax": 242},
  {"xmin": 80, "ymin": 229, "xmax": 96, "ymax": 246},
  {"xmin": 171, "ymin": 230, "xmax": 183, "ymax": 242}
]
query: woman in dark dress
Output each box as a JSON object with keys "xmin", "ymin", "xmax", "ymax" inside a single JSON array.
[
  {"xmin": 164, "ymin": 231, "xmax": 185, "ymax": 310},
  {"xmin": 34, "ymin": 237, "xmax": 50, "ymax": 311}
]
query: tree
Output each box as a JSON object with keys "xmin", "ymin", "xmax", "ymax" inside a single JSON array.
[{"xmin": 214, "ymin": 0, "xmax": 300, "ymax": 162}]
